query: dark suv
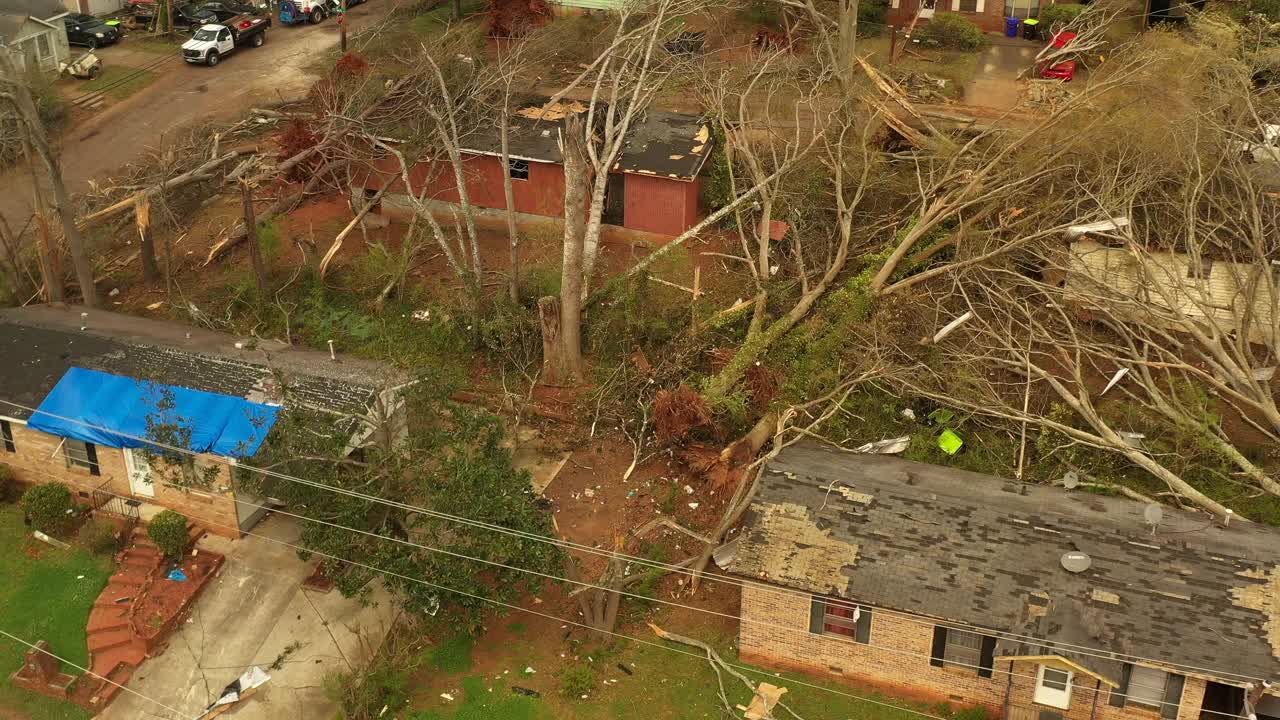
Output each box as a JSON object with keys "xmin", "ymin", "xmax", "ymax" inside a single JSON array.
[{"xmin": 63, "ymin": 14, "xmax": 120, "ymax": 49}]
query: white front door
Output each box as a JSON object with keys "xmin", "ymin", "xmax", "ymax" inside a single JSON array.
[
  {"xmin": 920, "ymin": 0, "xmax": 938, "ymax": 18},
  {"xmin": 1034, "ymin": 665, "xmax": 1074, "ymax": 709},
  {"xmin": 124, "ymin": 448, "xmax": 155, "ymax": 497}
]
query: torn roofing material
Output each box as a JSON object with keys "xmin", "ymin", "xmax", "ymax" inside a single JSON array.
[
  {"xmin": 728, "ymin": 444, "xmax": 1280, "ymax": 684},
  {"xmin": 0, "ymin": 305, "xmax": 398, "ymax": 421},
  {"xmin": 455, "ymin": 99, "xmax": 712, "ymax": 181}
]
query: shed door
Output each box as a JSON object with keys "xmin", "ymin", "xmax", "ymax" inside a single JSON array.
[{"xmin": 603, "ymin": 174, "xmax": 625, "ymax": 226}]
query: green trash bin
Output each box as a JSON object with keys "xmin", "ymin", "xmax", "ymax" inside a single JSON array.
[{"xmin": 1023, "ymin": 17, "xmax": 1041, "ymax": 41}]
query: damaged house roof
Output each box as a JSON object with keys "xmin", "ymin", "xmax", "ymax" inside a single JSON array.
[
  {"xmin": 0, "ymin": 305, "xmax": 400, "ymax": 422},
  {"xmin": 728, "ymin": 444, "xmax": 1280, "ymax": 685},
  {"xmin": 453, "ymin": 99, "xmax": 713, "ymax": 181}
]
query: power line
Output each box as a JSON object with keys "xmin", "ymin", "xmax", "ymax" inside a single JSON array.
[
  {"xmin": 0, "ymin": 396, "xmax": 1266, "ymax": 686},
  {"xmin": 43, "ymin": 473, "xmax": 1259, "ymax": 715},
  {"xmin": 71, "ymin": 486, "xmax": 959, "ymax": 720},
  {"xmin": 0, "ymin": 629, "xmax": 185, "ymax": 720}
]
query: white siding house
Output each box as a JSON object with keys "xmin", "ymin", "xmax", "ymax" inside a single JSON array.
[
  {"xmin": 1064, "ymin": 238, "xmax": 1278, "ymax": 345},
  {"xmin": 0, "ymin": 0, "xmax": 70, "ymax": 73}
]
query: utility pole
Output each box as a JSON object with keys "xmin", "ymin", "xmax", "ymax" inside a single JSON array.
[
  {"xmin": 240, "ymin": 180, "xmax": 268, "ymax": 299},
  {"xmin": 338, "ymin": 0, "xmax": 347, "ymax": 52},
  {"xmin": 1, "ymin": 44, "xmax": 99, "ymax": 307}
]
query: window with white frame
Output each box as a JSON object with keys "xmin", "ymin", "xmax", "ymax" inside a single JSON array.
[
  {"xmin": 955, "ymin": 0, "xmax": 983, "ymax": 11},
  {"xmin": 1128, "ymin": 666, "xmax": 1180, "ymax": 710},
  {"xmin": 1034, "ymin": 665, "xmax": 1074, "ymax": 709},
  {"xmin": 808, "ymin": 596, "xmax": 872, "ymax": 644},
  {"xmin": 1004, "ymin": 0, "xmax": 1041, "ymax": 18},
  {"xmin": 36, "ymin": 33, "xmax": 51, "ymax": 58},
  {"xmin": 942, "ymin": 628, "xmax": 983, "ymax": 668},
  {"xmin": 508, "ymin": 159, "xmax": 530, "ymax": 181},
  {"xmin": 64, "ymin": 439, "xmax": 100, "ymax": 476}
]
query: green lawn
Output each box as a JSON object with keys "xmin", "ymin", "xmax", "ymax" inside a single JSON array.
[
  {"xmin": 411, "ymin": 629, "xmax": 976, "ymax": 720},
  {"xmin": 79, "ymin": 66, "xmax": 157, "ymax": 101},
  {"xmin": 0, "ymin": 505, "xmax": 113, "ymax": 720}
]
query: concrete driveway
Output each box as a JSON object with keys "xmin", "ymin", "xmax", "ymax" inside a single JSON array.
[
  {"xmin": 100, "ymin": 516, "xmax": 399, "ymax": 720},
  {"xmin": 963, "ymin": 36, "xmax": 1039, "ymax": 110}
]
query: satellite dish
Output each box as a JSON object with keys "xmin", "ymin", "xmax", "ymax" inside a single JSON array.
[
  {"xmin": 1061, "ymin": 551, "xmax": 1092, "ymax": 574},
  {"xmin": 1063, "ymin": 472, "xmax": 1080, "ymax": 490},
  {"xmin": 1143, "ymin": 503, "xmax": 1164, "ymax": 525}
]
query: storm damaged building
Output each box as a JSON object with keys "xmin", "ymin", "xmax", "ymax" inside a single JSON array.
[
  {"xmin": 726, "ymin": 445, "xmax": 1280, "ymax": 720},
  {"xmin": 354, "ymin": 99, "xmax": 713, "ymax": 238}
]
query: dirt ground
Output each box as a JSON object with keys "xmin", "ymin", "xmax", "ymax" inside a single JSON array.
[{"xmin": 0, "ymin": 0, "xmax": 403, "ymax": 237}]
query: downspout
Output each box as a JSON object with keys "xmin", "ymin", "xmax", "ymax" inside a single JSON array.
[
  {"xmin": 1003, "ymin": 661, "xmax": 1014, "ymax": 719},
  {"xmin": 1090, "ymin": 680, "xmax": 1101, "ymax": 720}
]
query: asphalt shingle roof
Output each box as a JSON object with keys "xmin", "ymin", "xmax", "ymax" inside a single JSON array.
[
  {"xmin": 0, "ymin": 305, "xmax": 395, "ymax": 422},
  {"xmin": 729, "ymin": 444, "xmax": 1280, "ymax": 685}
]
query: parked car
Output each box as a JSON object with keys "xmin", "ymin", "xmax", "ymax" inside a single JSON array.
[
  {"xmin": 175, "ymin": 3, "xmax": 219, "ymax": 28},
  {"xmin": 278, "ymin": 0, "xmax": 342, "ymax": 25},
  {"xmin": 1037, "ymin": 30, "xmax": 1077, "ymax": 82},
  {"xmin": 200, "ymin": 1, "xmax": 263, "ymax": 16},
  {"xmin": 63, "ymin": 14, "xmax": 120, "ymax": 49},
  {"xmin": 181, "ymin": 17, "xmax": 269, "ymax": 66}
]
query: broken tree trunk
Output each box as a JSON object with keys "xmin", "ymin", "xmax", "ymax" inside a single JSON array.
[
  {"xmin": 204, "ymin": 160, "xmax": 340, "ymax": 266},
  {"xmin": 79, "ymin": 150, "xmax": 253, "ymax": 229},
  {"xmin": 241, "ymin": 181, "xmax": 267, "ymax": 298},
  {"xmin": 538, "ymin": 296, "xmax": 568, "ymax": 386},
  {"xmin": 134, "ymin": 193, "xmax": 159, "ymax": 282},
  {"xmin": 317, "ymin": 185, "xmax": 386, "ymax": 278}
]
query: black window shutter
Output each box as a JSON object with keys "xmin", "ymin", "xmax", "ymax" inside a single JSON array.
[
  {"xmin": 809, "ymin": 597, "xmax": 825, "ymax": 634},
  {"xmin": 1160, "ymin": 674, "xmax": 1185, "ymax": 719},
  {"xmin": 855, "ymin": 607, "xmax": 872, "ymax": 644},
  {"xmin": 929, "ymin": 626, "xmax": 947, "ymax": 667},
  {"xmin": 978, "ymin": 635, "xmax": 997, "ymax": 678},
  {"xmin": 86, "ymin": 443, "xmax": 100, "ymax": 476},
  {"xmin": 1109, "ymin": 664, "xmax": 1132, "ymax": 708}
]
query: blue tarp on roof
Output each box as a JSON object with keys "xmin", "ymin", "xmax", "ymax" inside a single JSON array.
[{"xmin": 27, "ymin": 367, "xmax": 279, "ymax": 458}]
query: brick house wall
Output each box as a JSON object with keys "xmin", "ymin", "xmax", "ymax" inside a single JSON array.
[
  {"xmin": 887, "ymin": 0, "xmax": 1007, "ymax": 34},
  {"xmin": 739, "ymin": 584, "xmax": 1213, "ymax": 720},
  {"xmin": 1, "ymin": 418, "xmax": 243, "ymax": 538}
]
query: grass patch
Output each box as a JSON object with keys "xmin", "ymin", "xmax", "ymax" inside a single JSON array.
[
  {"xmin": 80, "ymin": 66, "xmax": 157, "ymax": 100},
  {"xmin": 129, "ymin": 35, "xmax": 186, "ymax": 54},
  {"xmin": 413, "ymin": 629, "xmax": 973, "ymax": 720},
  {"xmin": 0, "ymin": 505, "xmax": 112, "ymax": 720},
  {"xmin": 428, "ymin": 634, "xmax": 476, "ymax": 674}
]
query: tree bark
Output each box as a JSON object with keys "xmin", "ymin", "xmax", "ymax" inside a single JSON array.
[
  {"xmin": 134, "ymin": 193, "xmax": 160, "ymax": 282},
  {"xmin": 538, "ymin": 296, "xmax": 566, "ymax": 386},
  {"xmin": 499, "ymin": 106, "xmax": 520, "ymax": 304},
  {"xmin": 3, "ymin": 51, "xmax": 98, "ymax": 307},
  {"xmin": 241, "ymin": 181, "xmax": 268, "ymax": 298},
  {"xmin": 556, "ymin": 115, "xmax": 589, "ymax": 385}
]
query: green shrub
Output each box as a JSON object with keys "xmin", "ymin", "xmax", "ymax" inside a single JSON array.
[
  {"xmin": 148, "ymin": 510, "xmax": 189, "ymax": 558},
  {"xmin": 1039, "ymin": 3, "xmax": 1087, "ymax": 29},
  {"xmin": 859, "ymin": 0, "xmax": 889, "ymax": 35},
  {"xmin": 560, "ymin": 663, "xmax": 598, "ymax": 698},
  {"xmin": 915, "ymin": 14, "xmax": 989, "ymax": 51},
  {"xmin": 0, "ymin": 465, "xmax": 16, "ymax": 503},
  {"xmin": 20, "ymin": 483, "xmax": 76, "ymax": 535},
  {"xmin": 80, "ymin": 518, "xmax": 121, "ymax": 555}
]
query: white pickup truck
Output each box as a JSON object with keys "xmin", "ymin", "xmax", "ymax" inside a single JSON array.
[{"xmin": 181, "ymin": 16, "xmax": 270, "ymax": 66}]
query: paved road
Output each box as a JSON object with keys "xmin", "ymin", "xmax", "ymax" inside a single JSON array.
[{"xmin": 1, "ymin": 3, "xmax": 393, "ymax": 236}]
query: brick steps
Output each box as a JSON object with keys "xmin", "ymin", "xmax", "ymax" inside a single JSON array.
[
  {"xmin": 86, "ymin": 606, "xmax": 130, "ymax": 634},
  {"xmin": 86, "ymin": 628, "xmax": 134, "ymax": 654}
]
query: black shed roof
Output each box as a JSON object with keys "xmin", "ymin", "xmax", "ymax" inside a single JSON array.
[
  {"xmin": 459, "ymin": 100, "xmax": 713, "ymax": 181},
  {"xmin": 728, "ymin": 444, "xmax": 1280, "ymax": 686}
]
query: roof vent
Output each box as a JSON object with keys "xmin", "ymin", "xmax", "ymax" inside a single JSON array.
[
  {"xmin": 1060, "ymin": 551, "xmax": 1091, "ymax": 573},
  {"xmin": 1143, "ymin": 503, "xmax": 1164, "ymax": 534}
]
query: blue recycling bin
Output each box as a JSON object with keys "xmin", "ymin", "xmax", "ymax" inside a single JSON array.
[{"xmin": 1005, "ymin": 16, "xmax": 1021, "ymax": 37}]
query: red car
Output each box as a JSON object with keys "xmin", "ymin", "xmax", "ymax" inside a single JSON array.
[{"xmin": 1038, "ymin": 30, "xmax": 1078, "ymax": 81}]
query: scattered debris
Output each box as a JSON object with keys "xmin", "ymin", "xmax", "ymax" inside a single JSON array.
[
  {"xmin": 616, "ymin": 663, "xmax": 634, "ymax": 676},
  {"xmin": 440, "ymin": 693, "xmax": 455, "ymax": 702},
  {"xmin": 512, "ymin": 686, "xmax": 540, "ymax": 697},
  {"xmin": 937, "ymin": 430, "xmax": 964, "ymax": 455},
  {"xmin": 852, "ymin": 436, "xmax": 910, "ymax": 455},
  {"xmin": 198, "ymin": 666, "xmax": 270, "ymax": 719},
  {"xmin": 31, "ymin": 531, "xmax": 69, "ymax": 549},
  {"xmin": 1101, "ymin": 367, "xmax": 1130, "ymax": 396},
  {"xmin": 168, "ymin": 568, "xmax": 189, "ymax": 582}
]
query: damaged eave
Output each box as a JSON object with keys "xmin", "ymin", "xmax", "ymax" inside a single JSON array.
[{"xmin": 995, "ymin": 655, "xmax": 1121, "ymax": 688}]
